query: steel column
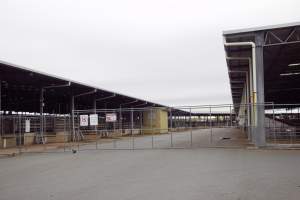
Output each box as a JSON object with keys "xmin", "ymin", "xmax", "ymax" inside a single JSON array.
[
  {"xmin": 119, "ymin": 106, "xmax": 122, "ymax": 135},
  {"xmin": 0, "ymin": 80, "xmax": 2, "ymax": 136},
  {"xmin": 254, "ymin": 32, "xmax": 266, "ymax": 147},
  {"xmin": 170, "ymin": 108, "xmax": 173, "ymax": 131},
  {"xmin": 151, "ymin": 107, "xmax": 153, "ymax": 148},
  {"xmin": 190, "ymin": 108, "xmax": 192, "ymax": 146},
  {"xmin": 70, "ymin": 95, "xmax": 75, "ymax": 141},
  {"xmin": 131, "ymin": 108, "xmax": 134, "ymax": 149},
  {"xmin": 93, "ymin": 95, "xmax": 97, "ymax": 132},
  {"xmin": 210, "ymin": 106, "xmax": 212, "ymax": 144},
  {"xmin": 39, "ymin": 88, "xmax": 45, "ymax": 144}
]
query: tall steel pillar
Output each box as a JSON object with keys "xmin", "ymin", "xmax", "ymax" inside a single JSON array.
[
  {"xmin": 0, "ymin": 80, "xmax": 2, "ymax": 136},
  {"xmin": 70, "ymin": 95, "xmax": 75, "ymax": 140},
  {"xmin": 119, "ymin": 106, "xmax": 122, "ymax": 135},
  {"xmin": 93, "ymin": 95, "xmax": 97, "ymax": 131},
  {"xmin": 93, "ymin": 96, "xmax": 97, "ymax": 113},
  {"xmin": 130, "ymin": 108, "xmax": 134, "ymax": 135},
  {"xmin": 39, "ymin": 88, "xmax": 45, "ymax": 144},
  {"xmin": 254, "ymin": 32, "xmax": 266, "ymax": 147},
  {"xmin": 0, "ymin": 80, "xmax": 1, "ymax": 112},
  {"xmin": 170, "ymin": 108, "xmax": 173, "ymax": 131}
]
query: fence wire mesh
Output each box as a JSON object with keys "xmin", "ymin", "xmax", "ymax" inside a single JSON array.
[{"xmin": 1, "ymin": 103, "xmax": 300, "ymax": 154}]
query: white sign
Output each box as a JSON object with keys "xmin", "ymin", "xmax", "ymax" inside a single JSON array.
[
  {"xmin": 80, "ymin": 115, "xmax": 89, "ymax": 126},
  {"xmin": 89, "ymin": 114, "xmax": 98, "ymax": 126},
  {"xmin": 25, "ymin": 119, "xmax": 30, "ymax": 133},
  {"xmin": 106, "ymin": 113, "xmax": 117, "ymax": 122}
]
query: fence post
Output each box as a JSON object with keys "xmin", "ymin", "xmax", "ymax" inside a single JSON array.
[
  {"xmin": 96, "ymin": 125, "xmax": 98, "ymax": 150},
  {"xmin": 119, "ymin": 106, "xmax": 122, "ymax": 136},
  {"xmin": 131, "ymin": 107, "xmax": 134, "ymax": 150},
  {"xmin": 229, "ymin": 105, "xmax": 232, "ymax": 127},
  {"xmin": 0, "ymin": 80, "xmax": 1, "ymax": 137},
  {"xmin": 170, "ymin": 108, "xmax": 173, "ymax": 131},
  {"xmin": 0, "ymin": 80, "xmax": 2, "ymax": 138},
  {"xmin": 76, "ymin": 112, "xmax": 79, "ymax": 151},
  {"xmin": 272, "ymin": 103, "xmax": 276, "ymax": 144},
  {"xmin": 64, "ymin": 116, "xmax": 66, "ymax": 152},
  {"xmin": 190, "ymin": 107, "xmax": 192, "ymax": 147},
  {"xmin": 170, "ymin": 127, "xmax": 173, "ymax": 148},
  {"xmin": 140, "ymin": 111, "xmax": 143, "ymax": 135},
  {"xmin": 18, "ymin": 115, "xmax": 22, "ymax": 154},
  {"xmin": 72, "ymin": 109, "xmax": 75, "ymax": 142},
  {"xmin": 210, "ymin": 105, "xmax": 212, "ymax": 144},
  {"xmin": 247, "ymin": 103, "xmax": 251, "ymax": 140},
  {"xmin": 151, "ymin": 107, "xmax": 154, "ymax": 149}
]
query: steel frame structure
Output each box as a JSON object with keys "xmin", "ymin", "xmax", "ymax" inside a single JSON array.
[{"xmin": 223, "ymin": 22, "xmax": 300, "ymax": 147}]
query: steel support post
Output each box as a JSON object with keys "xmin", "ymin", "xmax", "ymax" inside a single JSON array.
[
  {"xmin": 63, "ymin": 116, "xmax": 66, "ymax": 152},
  {"xmin": 140, "ymin": 111, "xmax": 143, "ymax": 135},
  {"xmin": 170, "ymin": 109, "xmax": 173, "ymax": 147},
  {"xmin": 131, "ymin": 108, "xmax": 134, "ymax": 150},
  {"xmin": 93, "ymin": 95, "xmax": 98, "ymax": 149},
  {"xmin": 0, "ymin": 80, "xmax": 2, "ymax": 136},
  {"xmin": 272, "ymin": 103, "xmax": 276, "ymax": 143},
  {"xmin": 18, "ymin": 115, "xmax": 21, "ymax": 153},
  {"xmin": 39, "ymin": 88, "xmax": 45, "ymax": 144},
  {"xmin": 0, "ymin": 80, "xmax": 2, "ymax": 111},
  {"xmin": 229, "ymin": 105, "xmax": 232, "ymax": 127},
  {"xmin": 170, "ymin": 108, "xmax": 173, "ymax": 131},
  {"xmin": 104, "ymin": 102, "xmax": 107, "ymax": 138},
  {"xmin": 254, "ymin": 32, "xmax": 266, "ymax": 147},
  {"xmin": 246, "ymin": 72, "xmax": 252, "ymax": 141},
  {"xmin": 190, "ymin": 108, "xmax": 192, "ymax": 147},
  {"xmin": 170, "ymin": 126, "xmax": 173, "ymax": 148},
  {"xmin": 151, "ymin": 107, "xmax": 153, "ymax": 148},
  {"xmin": 93, "ymin": 95, "xmax": 97, "ymax": 131},
  {"xmin": 70, "ymin": 96, "xmax": 75, "ymax": 142},
  {"xmin": 210, "ymin": 106, "xmax": 212, "ymax": 144},
  {"xmin": 131, "ymin": 108, "xmax": 134, "ymax": 134},
  {"xmin": 119, "ymin": 106, "xmax": 122, "ymax": 136}
]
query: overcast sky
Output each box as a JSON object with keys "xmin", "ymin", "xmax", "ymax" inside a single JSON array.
[{"xmin": 0, "ymin": 0, "xmax": 299, "ymax": 106}]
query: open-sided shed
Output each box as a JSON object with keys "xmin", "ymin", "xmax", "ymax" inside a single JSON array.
[{"xmin": 223, "ymin": 22, "xmax": 300, "ymax": 146}]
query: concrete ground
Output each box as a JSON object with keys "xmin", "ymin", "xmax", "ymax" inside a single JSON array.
[{"xmin": 1, "ymin": 148, "xmax": 300, "ymax": 200}]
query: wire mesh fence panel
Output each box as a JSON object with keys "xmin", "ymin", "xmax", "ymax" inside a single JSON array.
[
  {"xmin": 70, "ymin": 105, "xmax": 250, "ymax": 150},
  {"xmin": 265, "ymin": 103, "xmax": 300, "ymax": 145},
  {"xmin": 0, "ymin": 114, "xmax": 73, "ymax": 154},
  {"xmin": 2, "ymin": 103, "xmax": 300, "ymax": 154}
]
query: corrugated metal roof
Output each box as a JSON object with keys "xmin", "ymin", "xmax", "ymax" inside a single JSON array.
[
  {"xmin": 0, "ymin": 60, "xmax": 165, "ymax": 108},
  {"xmin": 223, "ymin": 21, "xmax": 300, "ymax": 35}
]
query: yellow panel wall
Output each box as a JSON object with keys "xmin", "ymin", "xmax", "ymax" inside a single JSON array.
[
  {"xmin": 24, "ymin": 133, "xmax": 35, "ymax": 145},
  {"xmin": 142, "ymin": 109, "xmax": 168, "ymax": 134}
]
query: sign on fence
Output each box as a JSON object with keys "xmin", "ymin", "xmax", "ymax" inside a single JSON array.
[
  {"xmin": 25, "ymin": 119, "xmax": 30, "ymax": 132},
  {"xmin": 80, "ymin": 115, "xmax": 89, "ymax": 126},
  {"xmin": 89, "ymin": 114, "xmax": 98, "ymax": 126},
  {"xmin": 106, "ymin": 113, "xmax": 117, "ymax": 122}
]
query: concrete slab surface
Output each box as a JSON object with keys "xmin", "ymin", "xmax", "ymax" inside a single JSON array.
[{"xmin": 1, "ymin": 148, "xmax": 300, "ymax": 200}]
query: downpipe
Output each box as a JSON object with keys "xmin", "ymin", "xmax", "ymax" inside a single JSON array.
[{"xmin": 224, "ymin": 40, "xmax": 258, "ymax": 144}]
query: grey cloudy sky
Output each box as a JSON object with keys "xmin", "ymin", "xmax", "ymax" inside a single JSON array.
[{"xmin": 0, "ymin": 0, "xmax": 299, "ymax": 106}]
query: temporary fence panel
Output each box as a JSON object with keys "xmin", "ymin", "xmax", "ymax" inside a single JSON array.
[{"xmin": 1, "ymin": 103, "xmax": 300, "ymax": 154}]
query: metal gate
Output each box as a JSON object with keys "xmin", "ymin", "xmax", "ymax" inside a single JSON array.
[
  {"xmin": 72, "ymin": 105, "xmax": 247, "ymax": 150},
  {"xmin": 2, "ymin": 103, "xmax": 300, "ymax": 155}
]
